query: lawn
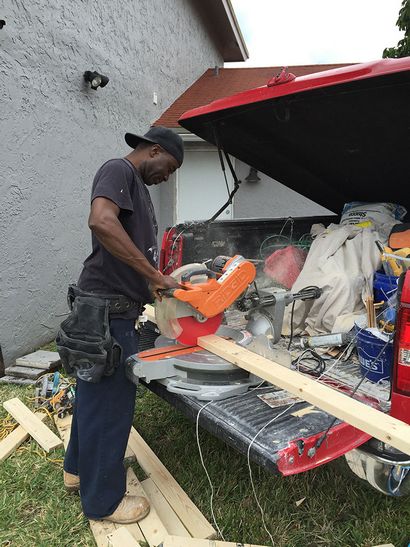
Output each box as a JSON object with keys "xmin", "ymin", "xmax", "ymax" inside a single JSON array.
[{"xmin": 1, "ymin": 380, "xmax": 410, "ymax": 546}]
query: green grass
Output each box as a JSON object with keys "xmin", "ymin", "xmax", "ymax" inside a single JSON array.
[{"xmin": 1, "ymin": 381, "xmax": 410, "ymax": 546}]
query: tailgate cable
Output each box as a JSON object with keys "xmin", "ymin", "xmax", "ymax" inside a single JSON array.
[{"xmin": 207, "ymin": 132, "xmax": 242, "ymax": 223}]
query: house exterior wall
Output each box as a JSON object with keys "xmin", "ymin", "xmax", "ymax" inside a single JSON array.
[{"xmin": 0, "ymin": 0, "xmax": 223, "ymax": 366}]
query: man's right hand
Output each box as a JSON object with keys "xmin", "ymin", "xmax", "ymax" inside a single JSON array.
[{"xmin": 149, "ymin": 272, "xmax": 181, "ymax": 301}]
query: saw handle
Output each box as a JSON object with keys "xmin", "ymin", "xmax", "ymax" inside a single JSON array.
[
  {"xmin": 180, "ymin": 268, "xmax": 217, "ymax": 283},
  {"xmin": 157, "ymin": 288, "xmax": 177, "ymax": 298}
]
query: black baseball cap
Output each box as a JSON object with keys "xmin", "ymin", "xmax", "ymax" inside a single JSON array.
[{"xmin": 125, "ymin": 126, "xmax": 184, "ymax": 166}]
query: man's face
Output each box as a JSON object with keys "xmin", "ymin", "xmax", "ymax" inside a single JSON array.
[{"xmin": 143, "ymin": 145, "xmax": 179, "ymax": 186}]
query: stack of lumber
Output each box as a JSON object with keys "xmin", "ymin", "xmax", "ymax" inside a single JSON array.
[
  {"xmin": 0, "ymin": 397, "xmax": 63, "ymax": 461},
  {"xmin": 55, "ymin": 414, "xmax": 268, "ymax": 547},
  {"xmin": 0, "ymin": 350, "xmax": 60, "ymax": 385}
]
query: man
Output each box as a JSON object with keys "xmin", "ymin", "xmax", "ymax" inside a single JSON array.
[{"xmin": 62, "ymin": 126, "xmax": 183, "ymax": 524}]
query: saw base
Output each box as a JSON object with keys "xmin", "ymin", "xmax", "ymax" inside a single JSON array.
[{"xmin": 126, "ymin": 335, "xmax": 262, "ymax": 401}]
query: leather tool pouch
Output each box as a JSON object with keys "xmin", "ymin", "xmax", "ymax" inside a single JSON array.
[{"xmin": 56, "ymin": 296, "xmax": 122, "ymax": 383}]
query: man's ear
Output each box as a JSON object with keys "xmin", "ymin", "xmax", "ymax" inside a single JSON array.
[{"xmin": 149, "ymin": 144, "xmax": 162, "ymax": 158}]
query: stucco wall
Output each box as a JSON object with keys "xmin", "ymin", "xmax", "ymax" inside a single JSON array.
[
  {"xmin": 0, "ymin": 0, "xmax": 223, "ymax": 366},
  {"xmin": 233, "ymin": 160, "xmax": 333, "ymax": 219}
]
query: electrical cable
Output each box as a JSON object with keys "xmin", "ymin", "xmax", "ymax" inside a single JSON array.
[
  {"xmin": 292, "ymin": 348, "xmax": 326, "ymax": 376},
  {"xmin": 194, "ymin": 301, "xmax": 393, "ymax": 547},
  {"xmin": 196, "ymin": 401, "xmax": 226, "ymax": 541},
  {"xmin": 194, "ymin": 378, "xmax": 266, "ymax": 542}
]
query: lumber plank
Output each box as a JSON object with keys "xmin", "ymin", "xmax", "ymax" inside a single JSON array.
[
  {"xmin": 124, "ymin": 445, "xmax": 137, "ymax": 466},
  {"xmin": 160, "ymin": 536, "xmax": 269, "ymax": 547},
  {"xmin": 3, "ymin": 398, "xmax": 62, "ymax": 452},
  {"xmin": 125, "ymin": 467, "xmax": 168, "ymax": 546},
  {"xmin": 54, "ymin": 414, "xmax": 72, "ymax": 449},
  {"xmin": 141, "ymin": 478, "xmax": 190, "ymax": 538},
  {"xmin": 89, "ymin": 519, "xmax": 118, "ymax": 547},
  {"xmin": 0, "ymin": 412, "xmax": 47, "ymax": 462},
  {"xmin": 198, "ymin": 335, "xmax": 410, "ymax": 455},
  {"xmin": 128, "ymin": 427, "xmax": 216, "ymax": 539},
  {"xmin": 107, "ymin": 527, "xmax": 142, "ymax": 547}
]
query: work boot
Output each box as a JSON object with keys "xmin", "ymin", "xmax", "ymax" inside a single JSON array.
[
  {"xmin": 104, "ymin": 495, "xmax": 150, "ymax": 524},
  {"xmin": 63, "ymin": 470, "xmax": 80, "ymax": 493}
]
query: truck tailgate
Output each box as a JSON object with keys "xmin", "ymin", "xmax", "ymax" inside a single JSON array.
[{"xmin": 143, "ymin": 375, "xmax": 379, "ymax": 475}]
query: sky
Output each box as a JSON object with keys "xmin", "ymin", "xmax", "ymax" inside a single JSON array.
[{"xmin": 227, "ymin": 0, "xmax": 405, "ymax": 67}]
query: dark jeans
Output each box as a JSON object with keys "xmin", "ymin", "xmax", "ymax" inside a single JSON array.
[{"xmin": 64, "ymin": 318, "xmax": 139, "ymax": 519}]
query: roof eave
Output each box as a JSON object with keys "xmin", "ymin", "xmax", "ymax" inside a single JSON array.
[
  {"xmin": 219, "ymin": 0, "xmax": 248, "ymax": 62},
  {"xmin": 191, "ymin": 0, "xmax": 248, "ymax": 62}
]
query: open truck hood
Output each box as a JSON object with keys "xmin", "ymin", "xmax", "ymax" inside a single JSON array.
[{"xmin": 179, "ymin": 59, "xmax": 410, "ymax": 215}]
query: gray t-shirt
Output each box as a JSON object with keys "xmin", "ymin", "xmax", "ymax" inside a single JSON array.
[{"xmin": 78, "ymin": 158, "xmax": 158, "ymax": 317}]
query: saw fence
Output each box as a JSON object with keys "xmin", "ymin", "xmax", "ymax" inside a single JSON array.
[{"xmin": 144, "ymin": 304, "xmax": 410, "ymax": 456}]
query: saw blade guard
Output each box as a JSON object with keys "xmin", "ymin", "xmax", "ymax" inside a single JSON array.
[
  {"xmin": 155, "ymin": 263, "xmax": 219, "ymax": 343},
  {"xmin": 155, "ymin": 257, "xmax": 256, "ymax": 345}
]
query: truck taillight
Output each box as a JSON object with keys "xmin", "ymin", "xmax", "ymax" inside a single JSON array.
[
  {"xmin": 391, "ymin": 271, "xmax": 410, "ymax": 423},
  {"xmin": 159, "ymin": 228, "xmax": 183, "ymax": 275},
  {"xmin": 394, "ymin": 304, "xmax": 410, "ymax": 395}
]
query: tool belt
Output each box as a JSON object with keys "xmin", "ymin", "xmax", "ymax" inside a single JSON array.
[
  {"xmin": 67, "ymin": 284, "xmax": 141, "ymax": 315},
  {"xmin": 56, "ymin": 285, "xmax": 141, "ymax": 383}
]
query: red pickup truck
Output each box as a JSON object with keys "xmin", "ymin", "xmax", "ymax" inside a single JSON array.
[{"xmin": 146, "ymin": 58, "xmax": 410, "ymax": 496}]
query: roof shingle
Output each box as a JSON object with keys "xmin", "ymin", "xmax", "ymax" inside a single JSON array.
[{"xmin": 154, "ymin": 64, "xmax": 352, "ymax": 128}]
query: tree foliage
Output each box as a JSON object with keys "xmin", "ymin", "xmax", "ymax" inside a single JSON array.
[{"xmin": 383, "ymin": 0, "xmax": 410, "ymax": 58}]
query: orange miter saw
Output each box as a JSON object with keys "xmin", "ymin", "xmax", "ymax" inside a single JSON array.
[
  {"xmin": 155, "ymin": 255, "xmax": 256, "ymax": 345},
  {"xmin": 126, "ymin": 255, "xmax": 321, "ymax": 400}
]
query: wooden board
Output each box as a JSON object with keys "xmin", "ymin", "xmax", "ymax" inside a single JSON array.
[
  {"xmin": 128, "ymin": 427, "xmax": 216, "ymax": 539},
  {"xmin": 160, "ymin": 536, "xmax": 269, "ymax": 547},
  {"xmin": 89, "ymin": 519, "xmax": 118, "ymax": 547},
  {"xmin": 107, "ymin": 527, "xmax": 142, "ymax": 547},
  {"xmin": 54, "ymin": 414, "xmax": 72, "ymax": 449},
  {"xmin": 0, "ymin": 411, "xmax": 47, "ymax": 462},
  {"xmin": 126, "ymin": 467, "xmax": 168, "ymax": 546},
  {"xmin": 141, "ymin": 478, "xmax": 190, "ymax": 538},
  {"xmin": 3, "ymin": 398, "xmax": 62, "ymax": 452},
  {"xmin": 198, "ymin": 335, "xmax": 410, "ymax": 455}
]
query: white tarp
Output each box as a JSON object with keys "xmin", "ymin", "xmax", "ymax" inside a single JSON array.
[{"xmin": 282, "ymin": 224, "xmax": 382, "ymax": 335}]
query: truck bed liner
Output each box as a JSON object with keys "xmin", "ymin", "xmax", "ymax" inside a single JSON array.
[{"xmin": 143, "ymin": 379, "xmax": 372, "ymax": 474}]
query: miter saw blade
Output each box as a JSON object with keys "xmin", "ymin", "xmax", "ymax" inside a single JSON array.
[{"xmin": 155, "ymin": 263, "xmax": 224, "ymax": 346}]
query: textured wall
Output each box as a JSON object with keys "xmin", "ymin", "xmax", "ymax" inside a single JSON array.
[
  {"xmin": 0, "ymin": 0, "xmax": 222, "ymax": 365},
  {"xmin": 233, "ymin": 160, "xmax": 333, "ymax": 219}
]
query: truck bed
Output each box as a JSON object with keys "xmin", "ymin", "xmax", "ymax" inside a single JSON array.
[
  {"xmin": 152, "ymin": 214, "xmax": 391, "ymax": 474},
  {"xmin": 140, "ymin": 320, "xmax": 390, "ymax": 475}
]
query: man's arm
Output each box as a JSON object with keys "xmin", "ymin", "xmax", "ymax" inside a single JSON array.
[{"xmin": 89, "ymin": 197, "xmax": 179, "ymax": 299}]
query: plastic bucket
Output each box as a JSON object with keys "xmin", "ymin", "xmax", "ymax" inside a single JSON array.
[
  {"xmin": 373, "ymin": 271, "xmax": 399, "ymax": 303},
  {"xmin": 355, "ymin": 326, "xmax": 393, "ymax": 383}
]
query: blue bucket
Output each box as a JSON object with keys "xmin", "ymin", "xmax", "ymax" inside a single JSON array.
[
  {"xmin": 355, "ymin": 327, "xmax": 393, "ymax": 383},
  {"xmin": 373, "ymin": 271, "xmax": 399, "ymax": 303}
]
